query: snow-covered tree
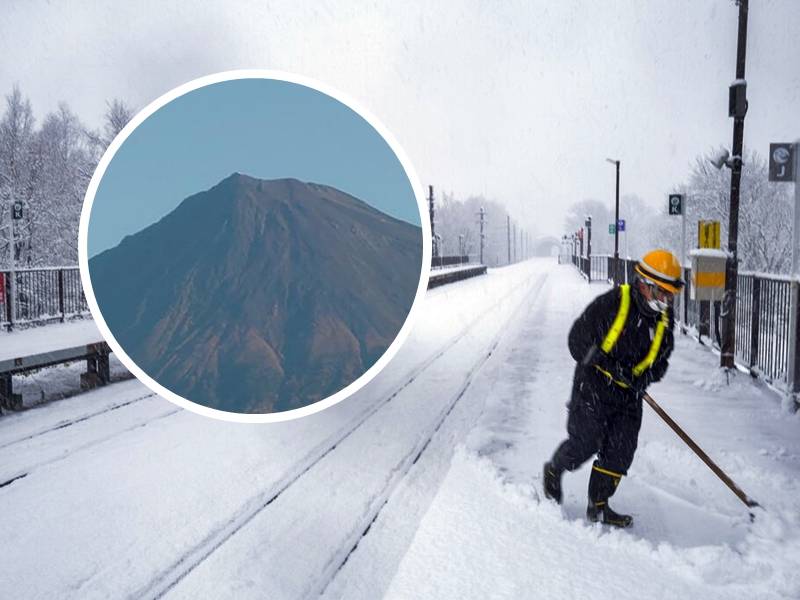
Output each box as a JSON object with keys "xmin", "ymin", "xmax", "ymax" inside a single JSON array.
[
  {"xmin": 0, "ymin": 85, "xmax": 39, "ymax": 267},
  {"xmin": 684, "ymin": 149, "xmax": 792, "ymax": 273},
  {"xmin": 435, "ymin": 191, "xmax": 534, "ymax": 267},
  {"xmin": 86, "ymin": 98, "xmax": 135, "ymax": 153},
  {"xmin": 33, "ymin": 103, "xmax": 98, "ymax": 264},
  {"xmin": 0, "ymin": 87, "xmax": 135, "ymax": 267},
  {"xmin": 565, "ymin": 149, "xmax": 793, "ymax": 275}
]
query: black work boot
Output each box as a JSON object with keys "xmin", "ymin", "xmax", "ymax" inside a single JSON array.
[
  {"xmin": 543, "ymin": 461, "xmax": 563, "ymax": 504},
  {"xmin": 587, "ymin": 461, "xmax": 632, "ymax": 527},
  {"xmin": 587, "ymin": 501, "xmax": 633, "ymax": 528}
]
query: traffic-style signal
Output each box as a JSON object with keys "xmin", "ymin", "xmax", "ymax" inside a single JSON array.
[{"xmin": 668, "ymin": 194, "xmax": 683, "ymax": 216}]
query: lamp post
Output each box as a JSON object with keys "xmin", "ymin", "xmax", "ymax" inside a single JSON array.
[
  {"xmin": 720, "ymin": 0, "xmax": 749, "ymax": 370},
  {"xmin": 606, "ymin": 158, "xmax": 621, "ymax": 285},
  {"xmin": 428, "ymin": 185, "xmax": 437, "ymax": 259},
  {"xmin": 585, "ymin": 216, "xmax": 593, "ymax": 283},
  {"xmin": 585, "ymin": 217, "xmax": 592, "ymax": 257}
]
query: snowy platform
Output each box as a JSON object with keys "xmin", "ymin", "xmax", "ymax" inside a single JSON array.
[
  {"xmin": 428, "ymin": 263, "xmax": 488, "ymax": 288},
  {"xmin": 1, "ymin": 260, "xmax": 798, "ymax": 599}
]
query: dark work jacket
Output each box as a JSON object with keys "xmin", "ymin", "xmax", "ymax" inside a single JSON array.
[{"xmin": 568, "ymin": 285, "xmax": 675, "ymax": 403}]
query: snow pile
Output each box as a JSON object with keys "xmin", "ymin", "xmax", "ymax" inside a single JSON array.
[{"xmin": 388, "ymin": 435, "xmax": 799, "ymax": 599}]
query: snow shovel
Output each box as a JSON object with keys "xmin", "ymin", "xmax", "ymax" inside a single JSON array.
[
  {"xmin": 639, "ymin": 389, "xmax": 761, "ymax": 518},
  {"xmin": 582, "ymin": 345, "xmax": 760, "ymax": 517}
]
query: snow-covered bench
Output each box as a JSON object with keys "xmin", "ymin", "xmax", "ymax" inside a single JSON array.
[{"xmin": 0, "ymin": 341, "xmax": 111, "ymax": 411}]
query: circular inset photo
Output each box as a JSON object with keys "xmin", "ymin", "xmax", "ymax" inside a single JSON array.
[{"xmin": 79, "ymin": 71, "xmax": 430, "ymax": 423}]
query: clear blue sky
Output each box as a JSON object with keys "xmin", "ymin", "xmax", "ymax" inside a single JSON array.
[{"xmin": 88, "ymin": 78, "xmax": 420, "ymax": 256}]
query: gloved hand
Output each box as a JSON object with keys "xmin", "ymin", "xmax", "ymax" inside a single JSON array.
[
  {"xmin": 630, "ymin": 373, "xmax": 650, "ymax": 400},
  {"xmin": 588, "ymin": 346, "xmax": 633, "ymax": 386}
]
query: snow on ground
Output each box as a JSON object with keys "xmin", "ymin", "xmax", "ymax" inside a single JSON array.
[
  {"xmin": 385, "ymin": 264, "xmax": 800, "ymax": 600},
  {"xmin": 0, "ymin": 319, "xmax": 102, "ymax": 360},
  {"xmin": 0, "ymin": 261, "xmax": 545, "ymax": 598},
  {"xmin": 1, "ymin": 260, "xmax": 798, "ymax": 599}
]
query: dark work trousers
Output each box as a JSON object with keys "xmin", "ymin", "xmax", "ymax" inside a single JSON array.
[{"xmin": 551, "ymin": 368, "xmax": 643, "ymax": 503}]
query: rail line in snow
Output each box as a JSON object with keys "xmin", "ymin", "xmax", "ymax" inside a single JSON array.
[
  {"xmin": 0, "ymin": 391, "xmax": 156, "ymax": 451},
  {"xmin": 0, "ymin": 403, "xmax": 180, "ymax": 489},
  {"xmin": 136, "ymin": 271, "xmax": 547, "ymax": 600},
  {"xmin": 316, "ymin": 272, "xmax": 549, "ymax": 597}
]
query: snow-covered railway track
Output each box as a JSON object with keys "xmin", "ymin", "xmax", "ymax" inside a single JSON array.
[
  {"xmin": 136, "ymin": 272, "xmax": 548, "ymax": 600},
  {"xmin": 317, "ymin": 272, "xmax": 549, "ymax": 598},
  {"xmin": 135, "ymin": 272, "xmax": 547, "ymax": 600},
  {"xmin": 0, "ymin": 391, "xmax": 156, "ymax": 450},
  {"xmin": 0, "ymin": 397, "xmax": 179, "ymax": 488}
]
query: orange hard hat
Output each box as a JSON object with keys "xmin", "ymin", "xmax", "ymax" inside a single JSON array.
[{"xmin": 634, "ymin": 249, "xmax": 684, "ymax": 294}]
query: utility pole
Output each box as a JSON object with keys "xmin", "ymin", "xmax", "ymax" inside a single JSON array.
[
  {"xmin": 585, "ymin": 216, "xmax": 593, "ymax": 283},
  {"xmin": 6, "ymin": 200, "xmax": 17, "ymax": 330},
  {"xmin": 507, "ymin": 215, "xmax": 511, "ymax": 265},
  {"xmin": 428, "ymin": 185, "xmax": 437, "ymax": 259},
  {"xmin": 720, "ymin": 0, "xmax": 749, "ymax": 370},
  {"xmin": 790, "ymin": 140, "xmax": 800, "ymax": 399},
  {"xmin": 479, "ymin": 207, "xmax": 486, "ymax": 265},
  {"xmin": 586, "ymin": 217, "xmax": 592, "ymax": 258},
  {"xmin": 513, "ymin": 223, "xmax": 517, "ymax": 263},
  {"xmin": 613, "ymin": 161, "xmax": 620, "ymax": 283}
]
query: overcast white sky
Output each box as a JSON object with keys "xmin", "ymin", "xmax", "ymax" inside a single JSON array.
[{"xmin": 2, "ymin": 0, "xmax": 799, "ymax": 240}]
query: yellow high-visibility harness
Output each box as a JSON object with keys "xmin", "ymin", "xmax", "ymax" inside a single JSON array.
[{"xmin": 594, "ymin": 284, "xmax": 669, "ymax": 388}]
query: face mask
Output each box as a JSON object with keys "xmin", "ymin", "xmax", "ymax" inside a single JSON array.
[
  {"xmin": 647, "ymin": 297, "xmax": 669, "ymax": 313},
  {"xmin": 644, "ymin": 282, "xmax": 672, "ymax": 312}
]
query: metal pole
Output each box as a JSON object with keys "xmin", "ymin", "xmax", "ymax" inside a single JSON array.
[
  {"xmin": 7, "ymin": 205, "xmax": 15, "ymax": 330},
  {"xmin": 793, "ymin": 141, "xmax": 800, "ymax": 278},
  {"xmin": 681, "ymin": 196, "xmax": 687, "ymax": 270},
  {"xmin": 428, "ymin": 185, "xmax": 437, "ymax": 259},
  {"xmin": 586, "ymin": 216, "xmax": 592, "ymax": 284},
  {"xmin": 479, "ymin": 207, "xmax": 486, "ymax": 265},
  {"xmin": 614, "ymin": 161, "xmax": 620, "ymax": 284},
  {"xmin": 720, "ymin": 0, "xmax": 749, "ymax": 369},
  {"xmin": 513, "ymin": 223, "xmax": 517, "ymax": 263},
  {"xmin": 787, "ymin": 141, "xmax": 800, "ymax": 397},
  {"xmin": 507, "ymin": 216, "xmax": 511, "ymax": 265},
  {"xmin": 678, "ymin": 195, "xmax": 687, "ymax": 326},
  {"xmin": 586, "ymin": 218, "xmax": 592, "ymax": 259}
]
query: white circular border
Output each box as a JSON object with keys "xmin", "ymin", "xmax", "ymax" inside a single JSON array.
[{"xmin": 78, "ymin": 69, "xmax": 432, "ymax": 424}]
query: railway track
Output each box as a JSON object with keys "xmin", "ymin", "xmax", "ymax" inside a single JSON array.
[
  {"xmin": 316, "ymin": 272, "xmax": 548, "ymax": 598},
  {"xmin": 136, "ymin": 271, "xmax": 548, "ymax": 600},
  {"xmin": 0, "ymin": 399, "xmax": 179, "ymax": 489},
  {"xmin": 0, "ymin": 391, "xmax": 156, "ymax": 450}
]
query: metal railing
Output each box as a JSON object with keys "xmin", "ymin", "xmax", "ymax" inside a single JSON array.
[
  {"xmin": 431, "ymin": 255, "xmax": 470, "ymax": 269},
  {"xmin": 569, "ymin": 251, "xmax": 800, "ymax": 393},
  {"xmin": 2, "ymin": 267, "xmax": 89, "ymax": 329}
]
